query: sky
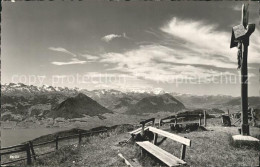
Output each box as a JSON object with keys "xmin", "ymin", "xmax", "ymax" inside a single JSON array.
[{"xmin": 2, "ymin": 1, "xmax": 260, "ymax": 96}]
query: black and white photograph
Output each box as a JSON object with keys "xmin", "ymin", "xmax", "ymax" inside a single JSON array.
[{"xmin": 1, "ymin": 1, "xmax": 260, "ymax": 166}]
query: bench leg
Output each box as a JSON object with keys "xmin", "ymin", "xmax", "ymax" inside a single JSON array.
[
  {"xmin": 180, "ymin": 144, "xmax": 186, "ymax": 160},
  {"xmin": 153, "ymin": 133, "xmax": 158, "ymax": 145},
  {"xmin": 141, "ymin": 123, "xmax": 145, "ymax": 137},
  {"xmin": 141, "ymin": 148, "xmax": 144, "ymax": 157},
  {"xmin": 158, "ymin": 119, "xmax": 161, "ymax": 129},
  {"xmin": 180, "ymin": 137, "xmax": 188, "ymax": 160}
]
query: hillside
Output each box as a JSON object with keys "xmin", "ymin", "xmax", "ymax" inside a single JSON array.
[
  {"xmin": 177, "ymin": 108, "xmax": 225, "ymax": 116},
  {"xmin": 127, "ymin": 93, "xmax": 185, "ymax": 115},
  {"xmin": 1, "ymin": 83, "xmax": 78, "ymax": 121},
  {"xmin": 15, "ymin": 120, "xmax": 260, "ymax": 167},
  {"xmin": 48, "ymin": 93, "xmax": 112, "ymax": 119},
  {"xmin": 173, "ymin": 94, "xmax": 234, "ymax": 109},
  {"xmin": 1, "ymin": 94, "xmax": 68, "ymax": 121},
  {"xmin": 225, "ymin": 96, "xmax": 260, "ymax": 109}
]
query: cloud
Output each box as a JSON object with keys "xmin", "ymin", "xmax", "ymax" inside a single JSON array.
[
  {"xmin": 51, "ymin": 58, "xmax": 87, "ymax": 66},
  {"xmin": 231, "ymin": 4, "xmax": 242, "ymax": 11},
  {"xmin": 98, "ymin": 17, "xmax": 260, "ymax": 84},
  {"xmin": 49, "ymin": 47, "xmax": 91, "ymax": 65},
  {"xmin": 161, "ymin": 17, "xmax": 260, "ymax": 64},
  {"xmin": 49, "ymin": 47, "xmax": 77, "ymax": 57},
  {"xmin": 249, "ymin": 29, "xmax": 260, "ymax": 63},
  {"xmin": 81, "ymin": 54, "xmax": 99, "ymax": 60},
  {"xmin": 101, "ymin": 33, "xmax": 128, "ymax": 42},
  {"xmin": 161, "ymin": 17, "xmax": 236, "ymax": 61},
  {"xmin": 99, "ymin": 44, "xmax": 236, "ymax": 83},
  {"xmin": 91, "ymin": 75, "xmax": 153, "ymax": 91}
]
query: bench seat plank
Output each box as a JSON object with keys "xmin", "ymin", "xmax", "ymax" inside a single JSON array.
[
  {"xmin": 136, "ymin": 141, "xmax": 186, "ymax": 167},
  {"xmin": 128, "ymin": 127, "xmax": 149, "ymax": 135},
  {"xmin": 148, "ymin": 127, "xmax": 191, "ymax": 146}
]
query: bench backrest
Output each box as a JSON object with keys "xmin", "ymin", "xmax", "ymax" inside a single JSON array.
[
  {"xmin": 139, "ymin": 118, "xmax": 155, "ymax": 137},
  {"xmin": 140, "ymin": 118, "xmax": 155, "ymax": 126},
  {"xmin": 148, "ymin": 127, "xmax": 191, "ymax": 147}
]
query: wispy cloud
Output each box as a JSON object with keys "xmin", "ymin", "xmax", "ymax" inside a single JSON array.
[
  {"xmin": 51, "ymin": 58, "xmax": 86, "ymax": 66},
  {"xmin": 161, "ymin": 17, "xmax": 260, "ymax": 64},
  {"xmin": 100, "ymin": 44, "xmax": 237, "ymax": 83},
  {"xmin": 249, "ymin": 29, "xmax": 260, "ymax": 63},
  {"xmin": 49, "ymin": 47, "xmax": 77, "ymax": 57},
  {"xmin": 81, "ymin": 54, "xmax": 99, "ymax": 60},
  {"xmin": 98, "ymin": 17, "xmax": 260, "ymax": 83},
  {"xmin": 91, "ymin": 74, "xmax": 153, "ymax": 91},
  {"xmin": 101, "ymin": 33, "xmax": 128, "ymax": 42},
  {"xmin": 144, "ymin": 29, "xmax": 162, "ymax": 39},
  {"xmin": 161, "ymin": 17, "xmax": 236, "ymax": 63},
  {"xmin": 49, "ymin": 47, "xmax": 94, "ymax": 65},
  {"xmin": 231, "ymin": 4, "xmax": 242, "ymax": 11}
]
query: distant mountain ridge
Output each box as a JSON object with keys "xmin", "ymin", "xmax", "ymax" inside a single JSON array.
[
  {"xmin": 1, "ymin": 83, "xmax": 79, "ymax": 97},
  {"xmin": 127, "ymin": 93, "xmax": 185, "ymax": 115},
  {"xmin": 1, "ymin": 83, "xmax": 165, "ymax": 97},
  {"xmin": 224, "ymin": 96, "xmax": 260, "ymax": 109},
  {"xmin": 0, "ymin": 83, "xmax": 237, "ymax": 99},
  {"xmin": 48, "ymin": 93, "xmax": 112, "ymax": 119},
  {"xmin": 2, "ymin": 83, "xmax": 260, "ymax": 122}
]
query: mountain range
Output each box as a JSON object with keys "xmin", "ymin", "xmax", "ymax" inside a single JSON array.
[
  {"xmin": 1, "ymin": 83, "xmax": 186, "ymax": 120},
  {"xmin": 1, "ymin": 83, "xmax": 260, "ymax": 121}
]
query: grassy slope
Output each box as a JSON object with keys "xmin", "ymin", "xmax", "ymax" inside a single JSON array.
[
  {"xmin": 29, "ymin": 125, "xmax": 134, "ymax": 167},
  {"xmin": 17, "ymin": 118, "xmax": 260, "ymax": 167}
]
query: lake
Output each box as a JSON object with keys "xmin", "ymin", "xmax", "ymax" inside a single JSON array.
[{"xmin": 1, "ymin": 128, "xmax": 69, "ymax": 147}]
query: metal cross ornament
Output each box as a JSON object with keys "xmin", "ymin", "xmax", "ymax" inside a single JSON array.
[{"xmin": 230, "ymin": 3, "xmax": 255, "ymax": 136}]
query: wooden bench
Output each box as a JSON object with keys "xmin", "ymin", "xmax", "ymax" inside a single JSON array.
[
  {"xmin": 129, "ymin": 118, "xmax": 155, "ymax": 137},
  {"xmin": 128, "ymin": 127, "xmax": 149, "ymax": 136},
  {"xmin": 136, "ymin": 126, "xmax": 191, "ymax": 167},
  {"xmin": 159, "ymin": 115, "xmax": 186, "ymax": 128}
]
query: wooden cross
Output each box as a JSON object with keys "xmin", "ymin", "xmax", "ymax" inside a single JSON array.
[{"xmin": 230, "ymin": 4, "xmax": 255, "ymax": 136}]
